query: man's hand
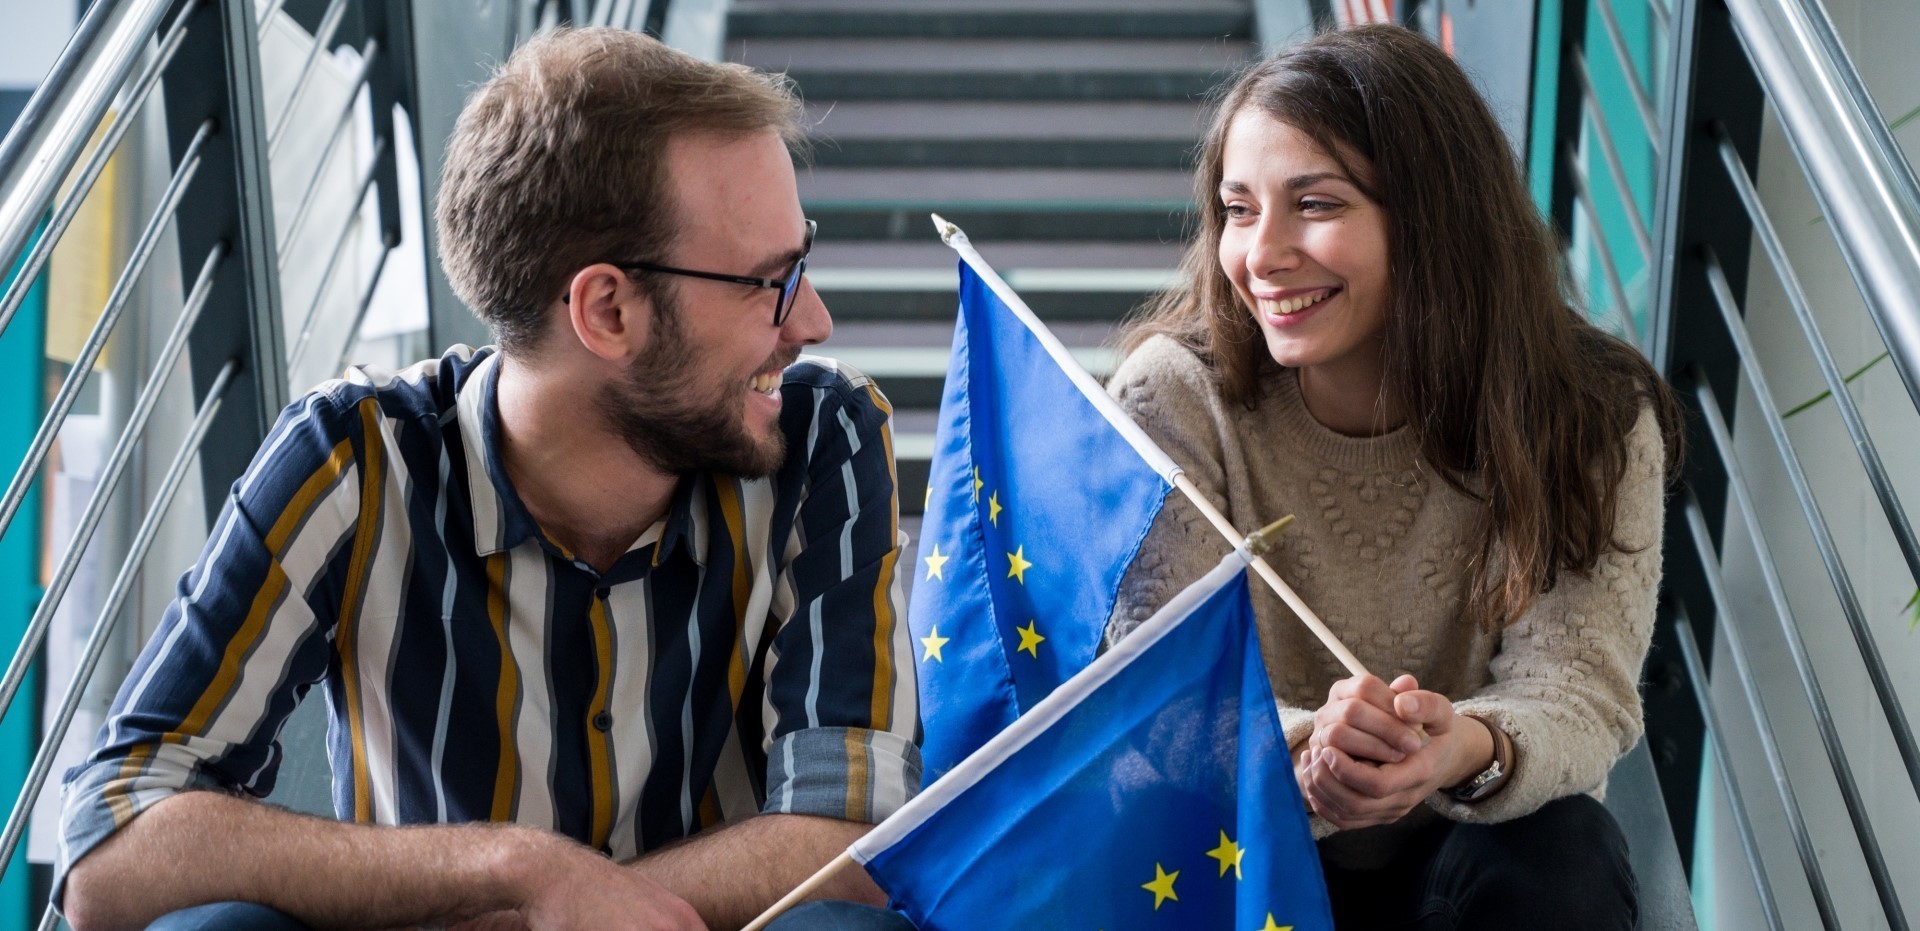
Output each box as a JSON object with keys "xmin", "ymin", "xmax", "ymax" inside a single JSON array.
[
  {"xmin": 1299, "ymin": 675, "xmax": 1493, "ymax": 831},
  {"xmin": 501, "ymin": 833, "xmax": 705, "ymax": 931}
]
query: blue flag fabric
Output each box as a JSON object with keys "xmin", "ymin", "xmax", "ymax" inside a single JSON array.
[
  {"xmin": 909, "ymin": 261, "xmax": 1172, "ymax": 776},
  {"xmin": 858, "ymin": 557, "xmax": 1334, "ymax": 931}
]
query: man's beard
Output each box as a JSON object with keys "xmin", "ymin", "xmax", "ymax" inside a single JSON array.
[{"xmin": 599, "ymin": 297, "xmax": 789, "ymax": 478}]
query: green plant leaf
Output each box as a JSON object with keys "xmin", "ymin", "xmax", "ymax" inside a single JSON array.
[
  {"xmin": 1907, "ymin": 588, "xmax": 1919, "ymax": 633},
  {"xmin": 1781, "ymin": 351, "xmax": 1891, "ymax": 418}
]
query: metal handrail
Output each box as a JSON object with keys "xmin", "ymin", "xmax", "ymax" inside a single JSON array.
[
  {"xmin": 1591, "ymin": 0, "xmax": 1661, "ymax": 143},
  {"xmin": 0, "ymin": 0, "xmax": 202, "ymax": 343},
  {"xmin": 1563, "ymin": 142, "xmax": 1644, "ymax": 349},
  {"xmin": 286, "ymin": 134, "xmax": 388, "ymax": 375},
  {"xmin": 1572, "ymin": 49, "xmax": 1655, "ymax": 261},
  {"xmin": 0, "ymin": 0, "xmax": 175, "ymax": 293},
  {"xmin": 1723, "ymin": 0, "xmax": 1920, "ymax": 413},
  {"xmin": 277, "ymin": 39, "xmax": 381, "ymax": 265}
]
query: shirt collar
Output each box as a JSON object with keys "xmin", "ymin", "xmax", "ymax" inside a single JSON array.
[{"xmin": 459, "ymin": 351, "xmax": 708, "ymax": 567}]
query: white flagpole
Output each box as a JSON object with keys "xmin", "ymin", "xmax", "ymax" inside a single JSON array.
[
  {"xmin": 744, "ymin": 549, "xmax": 1258, "ymax": 931},
  {"xmin": 932, "ymin": 214, "xmax": 1370, "ymax": 680}
]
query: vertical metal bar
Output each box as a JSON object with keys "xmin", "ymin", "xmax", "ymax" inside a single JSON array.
[
  {"xmin": 1592, "ymin": 0, "xmax": 1663, "ymax": 142},
  {"xmin": 335, "ymin": 240, "xmax": 397, "ymax": 376},
  {"xmin": 1691, "ymin": 366, "xmax": 1909, "ymax": 930},
  {"xmin": 0, "ymin": 121, "xmax": 211, "ymax": 548},
  {"xmin": 1701, "ymin": 251, "xmax": 1920, "ymax": 804},
  {"xmin": 265, "ymin": 0, "xmax": 350, "ymax": 158},
  {"xmin": 0, "ymin": 359, "xmax": 239, "ymax": 871},
  {"xmin": 1712, "ymin": 130, "xmax": 1920, "ymax": 594},
  {"xmin": 276, "ymin": 40, "xmax": 379, "ymax": 267},
  {"xmin": 0, "ymin": 244, "xmax": 223, "ymax": 722},
  {"xmin": 0, "ymin": 0, "xmax": 201, "ymax": 344},
  {"xmin": 286, "ymin": 136, "xmax": 387, "ymax": 376},
  {"xmin": 1673, "ymin": 518, "xmax": 1832, "ymax": 929},
  {"xmin": 1574, "ymin": 53, "xmax": 1656, "ymax": 260},
  {"xmin": 1565, "ymin": 146, "xmax": 1645, "ymax": 349}
]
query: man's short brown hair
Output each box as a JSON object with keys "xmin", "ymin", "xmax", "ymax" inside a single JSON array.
[{"xmin": 435, "ymin": 27, "xmax": 803, "ymax": 353}]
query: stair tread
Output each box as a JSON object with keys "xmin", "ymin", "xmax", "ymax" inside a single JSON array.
[
  {"xmin": 734, "ymin": 0, "xmax": 1247, "ymax": 13},
  {"xmin": 826, "ymin": 319, "xmax": 1116, "ymax": 348},
  {"xmin": 810, "ymin": 240, "xmax": 1187, "ymax": 269},
  {"xmin": 734, "ymin": 38, "xmax": 1253, "ymax": 73},
  {"xmin": 803, "ymin": 100, "xmax": 1207, "ymax": 140},
  {"xmin": 798, "ymin": 166, "xmax": 1193, "ymax": 202}
]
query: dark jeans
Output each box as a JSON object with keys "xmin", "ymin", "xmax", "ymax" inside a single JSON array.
[
  {"xmin": 1319, "ymin": 794, "xmax": 1637, "ymax": 930},
  {"xmin": 143, "ymin": 900, "xmax": 914, "ymax": 930}
]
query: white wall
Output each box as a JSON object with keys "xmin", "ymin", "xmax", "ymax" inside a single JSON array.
[{"xmin": 1700, "ymin": 1, "xmax": 1920, "ymax": 927}]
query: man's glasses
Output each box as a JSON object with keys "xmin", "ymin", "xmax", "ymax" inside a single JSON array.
[{"xmin": 611, "ymin": 219, "xmax": 817, "ymax": 327}]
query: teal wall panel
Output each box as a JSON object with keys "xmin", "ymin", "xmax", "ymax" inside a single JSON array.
[{"xmin": 0, "ymin": 224, "xmax": 48, "ymax": 930}]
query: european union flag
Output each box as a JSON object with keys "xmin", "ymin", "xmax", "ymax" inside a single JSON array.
[
  {"xmin": 909, "ymin": 251, "xmax": 1176, "ymax": 776},
  {"xmin": 857, "ymin": 554, "xmax": 1333, "ymax": 931}
]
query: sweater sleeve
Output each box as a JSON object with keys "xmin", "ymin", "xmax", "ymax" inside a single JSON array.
[
  {"xmin": 1430, "ymin": 407, "xmax": 1668, "ymax": 823},
  {"xmin": 1102, "ymin": 339, "xmax": 1320, "ymax": 751}
]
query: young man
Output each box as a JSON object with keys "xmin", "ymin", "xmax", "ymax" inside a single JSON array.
[{"xmin": 58, "ymin": 29, "xmax": 918, "ymax": 931}]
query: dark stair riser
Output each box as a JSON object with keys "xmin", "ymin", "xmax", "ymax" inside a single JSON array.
[
  {"xmin": 730, "ymin": 10, "xmax": 1251, "ymax": 41},
  {"xmin": 808, "ymin": 205, "xmax": 1194, "ymax": 242},
  {"xmin": 820, "ymin": 288, "xmax": 1157, "ymax": 322},
  {"xmin": 788, "ymin": 71, "xmax": 1236, "ymax": 101},
  {"xmin": 806, "ymin": 138, "xmax": 1195, "ymax": 170}
]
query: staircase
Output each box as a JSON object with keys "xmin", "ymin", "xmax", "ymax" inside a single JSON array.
[{"xmin": 723, "ymin": 0, "xmax": 1259, "ymax": 573}]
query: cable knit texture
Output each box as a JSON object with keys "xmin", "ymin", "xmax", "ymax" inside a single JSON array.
[{"xmin": 1105, "ymin": 336, "xmax": 1665, "ymax": 867}]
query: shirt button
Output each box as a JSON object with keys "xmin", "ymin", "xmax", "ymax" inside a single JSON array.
[
  {"xmin": 594, "ymin": 587, "xmax": 611, "ymax": 600},
  {"xmin": 593, "ymin": 711, "xmax": 613, "ymax": 731}
]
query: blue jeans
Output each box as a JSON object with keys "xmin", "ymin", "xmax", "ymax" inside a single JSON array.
[{"xmin": 144, "ymin": 900, "xmax": 914, "ymax": 930}]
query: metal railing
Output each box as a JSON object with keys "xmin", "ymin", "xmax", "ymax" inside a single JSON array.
[
  {"xmin": 0, "ymin": 0, "xmax": 443, "ymax": 922},
  {"xmin": 1550, "ymin": 0, "xmax": 1920, "ymax": 927}
]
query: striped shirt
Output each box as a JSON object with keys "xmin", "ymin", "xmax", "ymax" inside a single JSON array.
[{"xmin": 59, "ymin": 346, "xmax": 919, "ymax": 890}]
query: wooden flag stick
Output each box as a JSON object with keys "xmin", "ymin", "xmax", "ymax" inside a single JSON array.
[
  {"xmin": 1170, "ymin": 474, "xmax": 1372, "ymax": 679},
  {"xmin": 741, "ymin": 850, "xmax": 857, "ymax": 931}
]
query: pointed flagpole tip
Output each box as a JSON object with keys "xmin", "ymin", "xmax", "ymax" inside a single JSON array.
[
  {"xmin": 1242, "ymin": 514, "xmax": 1296, "ymax": 557},
  {"xmin": 930, "ymin": 212, "xmax": 964, "ymax": 245}
]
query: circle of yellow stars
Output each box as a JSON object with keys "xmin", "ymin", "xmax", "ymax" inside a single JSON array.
[{"xmin": 1128, "ymin": 832, "xmax": 1289, "ymax": 928}]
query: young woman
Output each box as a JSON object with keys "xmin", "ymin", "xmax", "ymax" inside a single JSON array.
[{"xmin": 1106, "ymin": 24, "xmax": 1684, "ymax": 928}]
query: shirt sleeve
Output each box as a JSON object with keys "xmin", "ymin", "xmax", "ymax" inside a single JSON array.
[
  {"xmin": 761, "ymin": 373, "xmax": 920, "ymax": 825},
  {"xmin": 1430, "ymin": 407, "xmax": 1669, "ymax": 824},
  {"xmin": 55, "ymin": 390, "xmax": 368, "ymax": 902}
]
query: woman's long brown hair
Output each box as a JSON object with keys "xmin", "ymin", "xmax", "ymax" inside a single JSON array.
[{"xmin": 1123, "ymin": 24, "xmax": 1684, "ymax": 630}]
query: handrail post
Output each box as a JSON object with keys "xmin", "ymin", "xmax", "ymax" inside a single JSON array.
[
  {"xmin": 1639, "ymin": 0, "xmax": 1767, "ymax": 870},
  {"xmin": 158, "ymin": 0, "xmax": 288, "ymax": 522}
]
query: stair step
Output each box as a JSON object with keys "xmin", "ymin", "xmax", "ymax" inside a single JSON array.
[
  {"xmin": 809, "ymin": 240, "xmax": 1187, "ymax": 269},
  {"xmin": 828, "ymin": 345, "xmax": 1118, "ymax": 408},
  {"xmin": 738, "ymin": 38, "xmax": 1253, "ymax": 101},
  {"xmin": 730, "ymin": 0, "xmax": 1252, "ymax": 40},
  {"xmin": 813, "ymin": 267, "xmax": 1174, "ymax": 321},
  {"xmin": 798, "ymin": 167, "xmax": 1195, "ymax": 203},
  {"xmin": 809, "ymin": 137, "xmax": 1194, "ymax": 169},
  {"xmin": 809, "ymin": 202, "xmax": 1193, "ymax": 242}
]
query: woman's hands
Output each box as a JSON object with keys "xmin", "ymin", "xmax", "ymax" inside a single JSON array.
[{"xmin": 1296, "ymin": 675, "xmax": 1494, "ymax": 830}]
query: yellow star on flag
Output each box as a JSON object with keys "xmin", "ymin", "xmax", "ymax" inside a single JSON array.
[
  {"xmin": 1006, "ymin": 546, "xmax": 1033, "ymax": 583},
  {"xmin": 988, "ymin": 490, "xmax": 1003, "ymax": 526},
  {"xmin": 1141, "ymin": 863, "xmax": 1179, "ymax": 910},
  {"xmin": 1256, "ymin": 914, "xmax": 1291, "ymax": 931},
  {"xmin": 920, "ymin": 626, "xmax": 950, "ymax": 663},
  {"xmin": 1016, "ymin": 621, "xmax": 1045, "ymax": 657},
  {"xmin": 924, "ymin": 545, "xmax": 949, "ymax": 581},
  {"xmin": 972, "ymin": 466, "xmax": 984, "ymax": 502},
  {"xmin": 1207, "ymin": 831, "xmax": 1245, "ymax": 879}
]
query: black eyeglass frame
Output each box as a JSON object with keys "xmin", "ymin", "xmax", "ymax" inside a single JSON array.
[{"xmin": 598, "ymin": 219, "xmax": 817, "ymax": 326}]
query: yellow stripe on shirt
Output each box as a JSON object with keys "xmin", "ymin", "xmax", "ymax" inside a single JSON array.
[
  {"xmin": 106, "ymin": 435, "xmax": 356, "ymax": 827},
  {"xmin": 334, "ymin": 399, "xmax": 386, "ymax": 821}
]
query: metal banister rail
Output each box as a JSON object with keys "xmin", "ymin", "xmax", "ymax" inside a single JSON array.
[
  {"xmin": 1723, "ymin": 0, "xmax": 1920, "ymax": 412},
  {"xmin": 1544, "ymin": 0, "xmax": 1920, "ymax": 926}
]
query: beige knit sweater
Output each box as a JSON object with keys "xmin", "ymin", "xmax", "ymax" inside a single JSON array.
[{"xmin": 1105, "ymin": 336, "xmax": 1666, "ymax": 865}]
